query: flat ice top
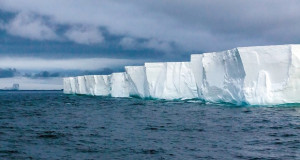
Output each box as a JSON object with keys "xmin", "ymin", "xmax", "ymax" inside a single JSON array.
[{"xmin": 63, "ymin": 44, "xmax": 300, "ymax": 105}]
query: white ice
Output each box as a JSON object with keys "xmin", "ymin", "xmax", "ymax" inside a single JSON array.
[
  {"xmin": 125, "ymin": 66, "xmax": 149, "ymax": 98},
  {"xmin": 144, "ymin": 62, "xmax": 198, "ymax": 99},
  {"xmin": 94, "ymin": 75, "xmax": 111, "ymax": 96},
  {"xmin": 63, "ymin": 44, "xmax": 300, "ymax": 105},
  {"xmin": 110, "ymin": 72, "xmax": 130, "ymax": 97}
]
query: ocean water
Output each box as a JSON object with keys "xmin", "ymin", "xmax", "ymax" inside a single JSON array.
[{"xmin": 0, "ymin": 91, "xmax": 299, "ymax": 160}]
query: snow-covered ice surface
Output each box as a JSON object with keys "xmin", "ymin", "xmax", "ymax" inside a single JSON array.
[{"xmin": 63, "ymin": 44, "xmax": 300, "ymax": 105}]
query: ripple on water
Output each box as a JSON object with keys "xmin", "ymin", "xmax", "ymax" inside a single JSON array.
[{"xmin": 0, "ymin": 91, "xmax": 299, "ymax": 159}]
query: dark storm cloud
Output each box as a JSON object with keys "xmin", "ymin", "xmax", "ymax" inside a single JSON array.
[
  {"xmin": 0, "ymin": 68, "xmax": 61, "ymax": 79},
  {"xmin": 0, "ymin": 68, "xmax": 19, "ymax": 78},
  {"xmin": 24, "ymin": 68, "xmax": 118, "ymax": 78},
  {"xmin": 135, "ymin": 0, "xmax": 300, "ymax": 50},
  {"xmin": 25, "ymin": 71, "xmax": 60, "ymax": 78},
  {"xmin": 1, "ymin": 0, "xmax": 299, "ymax": 90},
  {"xmin": 0, "ymin": 0, "xmax": 300, "ymax": 59},
  {"xmin": 81, "ymin": 68, "xmax": 114, "ymax": 76}
]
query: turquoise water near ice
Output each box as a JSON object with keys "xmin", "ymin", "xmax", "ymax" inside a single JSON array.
[{"xmin": 0, "ymin": 91, "xmax": 299, "ymax": 159}]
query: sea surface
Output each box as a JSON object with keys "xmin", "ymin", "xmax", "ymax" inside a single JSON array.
[{"xmin": 0, "ymin": 91, "xmax": 299, "ymax": 160}]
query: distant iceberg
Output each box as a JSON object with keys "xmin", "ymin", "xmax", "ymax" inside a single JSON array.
[{"xmin": 63, "ymin": 44, "xmax": 300, "ymax": 105}]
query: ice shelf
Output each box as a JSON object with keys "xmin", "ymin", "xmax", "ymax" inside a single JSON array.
[{"xmin": 63, "ymin": 44, "xmax": 300, "ymax": 105}]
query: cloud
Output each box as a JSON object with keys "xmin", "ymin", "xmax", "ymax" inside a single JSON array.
[
  {"xmin": 0, "ymin": 68, "xmax": 19, "ymax": 78},
  {"xmin": 119, "ymin": 37, "xmax": 138, "ymax": 49},
  {"xmin": 64, "ymin": 26, "xmax": 104, "ymax": 45},
  {"xmin": 80, "ymin": 68, "xmax": 115, "ymax": 76},
  {"xmin": 0, "ymin": 68, "xmax": 61, "ymax": 79},
  {"xmin": 1, "ymin": 0, "xmax": 300, "ymax": 90},
  {"xmin": 23, "ymin": 68, "xmax": 119, "ymax": 78},
  {"xmin": 0, "ymin": 57, "xmax": 144, "ymax": 71},
  {"xmin": 0, "ymin": 21, "xmax": 5, "ymax": 29},
  {"xmin": 0, "ymin": 0, "xmax": 300, "ymax": 53},
  {"xmin": 143, "ymin": 39, "xmax": 172, "ymax": 52},
  {"xmin": 2, "ymin": 12, "xmax": 59, "ymax": 41},
  {"xmin": 25, "ymin": 71, "xmax": 60, "ymax": 78},
  {"xmin": 120, "ymin": 37, "xmax": 171, "ymax": 52}
]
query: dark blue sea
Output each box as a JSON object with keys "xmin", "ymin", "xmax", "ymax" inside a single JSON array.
[{"xmin": 0, "ymin": 91, "xmax": 299, "ymax": 160}]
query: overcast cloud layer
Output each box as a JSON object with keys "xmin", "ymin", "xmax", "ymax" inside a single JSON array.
[
  {"xmin": 1, "ymin": 0, "xmax": 300, "ymax": 53},
  {"xmin": 0, "ymin": 57, "xmax": 142, "ymax": 71},
  {"xmin": 0, "ymin": 0, "xmax": 300, "ymax": 88}
]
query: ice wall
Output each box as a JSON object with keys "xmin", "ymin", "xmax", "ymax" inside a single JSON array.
[
  {"xmin": 77, "ymin": 76, "xmax": 88, "ymax": 95},
  {"xmin": 191, "ymin": 44, "xmax": 300, "ymax": 105},
  {"xmin": 110, "ymin": 72, "xmax": 130, "ymax": 97},
  {"xmin": 191, "ymin": 49, "xmax": 246, "ymax": 104},
  {"xmin": 84, "ymin": 75, "xmax": 96, "ymax": 95},
  {"xmin": 144, "ymin": 62, "xmax": 198, "ymax": 99},
  {"xmin": 144, "ymin": 62, "xmax": 166, "ymax": 98},
  {"xmin": 63, "ymin": 77, "xmax": 72, "ymax": 94},
  {"xmin": 94, "ymin": 75, "xmax": 110, "ymax": 96},
  {"xmin": 237, "ymin": 45, "xmax": 300, "ymax": 105},
  {"xmin": 125, "ymin": 66, "xmax": 149, "ymax": 98},
  {"xmin": 63, "ymin": 44, "xmax": 300, "ymax": 105},
  {"xmin": 191, "ymin": 54, "xmax": 204, "ymax": 99},
  {"xmin": 63, "ymin": 75, "xmax": 109, "ymax": 96}
]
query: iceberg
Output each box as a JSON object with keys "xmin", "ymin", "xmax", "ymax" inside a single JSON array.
[
  {"xmin": 69, "ymin": 77, "xmax": 77, "ymax": 94},
  {"xmin": 144, "ymin": 62, "xmax": 198, "ymax": 99},
  {"xmin": 110, "ymin": 72, "xmax": 130, "ymax": 97},
  {"xmin": 191, "ymin": 44, "xmax": 300, "ymax": 105},
  {"xmin": 237, "ymin": 45, "xmax": 300, "ymax": 105},
  {"xmin": 125, "ymin": 66, "xmax": 149, "ymax": 98},
  {"xmin": 63, "ymin": 44, "xmax": 300, "ymax": 105},
  {"xmin": 77, "ymin": 76, "xmax": 88, "ymax": 95},
  {"xmin": 63, "ymin": 77, "xmax": 72, "ymax": 94},
  {"xmin": 94, "ymin": 75, "xmax": 110, "ymax": 96},
  {"xmin": 191, "ymin": 49, "xmax": 246, "ymax": 104},
  {"xmin": 63, "ymin": 77, "xmax": 79, "ymax": 94},
  {"xmin": 84, "ymin": 75, "xmax": 96, "ymax": 95}
]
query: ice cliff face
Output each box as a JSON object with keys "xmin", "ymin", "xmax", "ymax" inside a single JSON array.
[
  {"xmin": 144, "ymin": 62, "xmax": 198, "ymax": 99},
  {"xmin": 237, "ymin": 45, "xmax": 300, "ymax": 105},
  {"xmin": 94, "ymin": 75, "xmax": 110, "ymax": 96},
  {"xmin": 110, "ymin": 72, "xmax": 130, "ymax": 97},
  {"xmin": 63, "ymin": 44, "xmax": 300, "ymax": 105},
  {"xmin": 191, "ymin": 49, "xmax": 245, "ymax": 103},
  {"xmin": 191, "ymin": 48, "xmax": 246, "ymax": 104},
  {"xmin": 125, "ymin": 66, "xmax": 149, "ymax": 98}
]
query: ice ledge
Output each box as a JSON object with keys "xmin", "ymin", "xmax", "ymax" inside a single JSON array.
[{"xmin": 63, "ymin": 44, "xmax": 300, "ymax": 105}]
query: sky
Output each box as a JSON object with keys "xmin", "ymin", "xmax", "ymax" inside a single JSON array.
[{"xmin": 0, "ymin": 0, "xmax": 300, "ymax": 89}]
